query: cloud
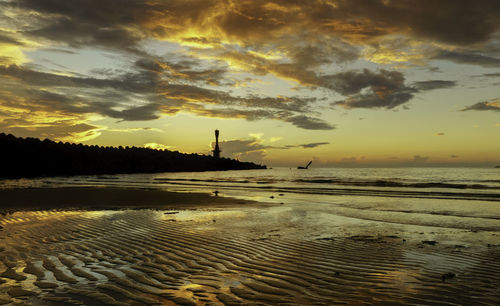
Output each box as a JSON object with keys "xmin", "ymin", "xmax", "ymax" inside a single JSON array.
[
  {"xmin": 413, "ymin": 80, "xmax": 456, "ymax": 91},
  {"xmin": 298, "ymin": 142, "xmax": 329, "ymax": 148},
  {"xmin": 284, "ymin": 115, "xmax": 335, "ymax": 130},
  {"xmin": 434, "ymin": 51, "xmax": 500, "ymax": 67},
  {"xmin": 413, "ymin": 155, "xmax": 429, "ymax": 163},
  {"xmin": 214, "ymin": 138, "xmax": 267, "ymax": 161},
  {"xmin": 0, "ymin": 62, "xmax": 332, "ymax": 129},
  {"xmin": 322, "ymin": 69, "xmax": 408, "ymax": 96},
  {"xmin": 0, "ymin": 64, "xmax": 158, "ymax": 93},
  {"xmin": 330, "ymin": 69, "xmax": 416, "ymax": 109},
  {"xmin": 2, "ymin": 0, "xmax": 500, "ymax": 142},
  {"xmin": 213, "ymin": 137, "xmax": 330, "ymax": 161},
  {"xmin": 4, "ymin": 0, "xmax": 500, "ymax": 75},
  {"xmin": 333, "ymin": 0, "xmax": 500, "ymax": 46},
  {"xmin": 143, "ymin": 143, "xmax": 176, "ymax": 150},
  {"xmin": 8, "ymin": 0, "xmax": 500, "ymax": 51},
  {"xmin": 6, "ymin": 0, "xmax": 499, "ymax": 77},
  {"xmin": 27, "ymin": 18, "xmax": 145, "ymax": 52},
  {"xmin": 106, "ymin": 127, "xmax": 162, "ymax": 133},
  {"xmin": 0, "ymin": 114, "xmax": 101, "ymax": 143},
  {"xmin": 0, "ymin": 31, "xmax": 23, "ymax": 46},
  {"xmin": 284, "ymin": 142, "xmax": 330, "ymax": 149},
  {"xmin": 134, "ymin": 58, "xmax": 228, "ymax": 86},
  {"xmin": 330, "ymin": 70, "xmax": 458, "ymax": 110},
  {"xmin": 106, "ymin": 103, "xmax": 162, "ymax": 121},
  {"xmin": 461, "ymin": 98, "xmax": 500, "ymax": 111},
  {"xmin": 483, "ymin": 72, "xmax": 500, "ymax": 77}
]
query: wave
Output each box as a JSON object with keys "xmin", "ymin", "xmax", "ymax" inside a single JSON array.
[
  {"xmin": 294, "ymin": 179, "xmax": 500, "ymax": 190},
  {"xmin": 150, "ymin": 180, "xmax": 500, "ymax": 202},
  {"xmin": 153, "ymin": 177, "xmax": 500, "ymax": 191}
]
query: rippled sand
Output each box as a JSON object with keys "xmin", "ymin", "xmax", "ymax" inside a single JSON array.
[{"xmin": 1, "ymin": 189, "xmax": 499, "ymax": 305}]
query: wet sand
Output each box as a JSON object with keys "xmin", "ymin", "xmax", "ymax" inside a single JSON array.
[
  {"xmin": 0, "ymin": 188, "xmax": 499, "ymax": 304},
  {"xmin": 0, "ymin": 187, "xmax": 260, "ymax": 212}
]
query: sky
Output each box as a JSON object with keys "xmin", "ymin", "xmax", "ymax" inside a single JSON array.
[{"xmin": 0, "ymin": 0, "xmax": 499, "ymax": 167}]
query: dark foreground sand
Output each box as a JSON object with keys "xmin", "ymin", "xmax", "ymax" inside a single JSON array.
[
  {"xmin": 0, "ymin": 187, "xmax": 499, "ymax": 305},
  {"xmin": 0, "ymin": 187, "xmax": 260, "ymax": 212}
]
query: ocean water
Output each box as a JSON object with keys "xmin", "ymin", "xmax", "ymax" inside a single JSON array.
[
  {"xmin": 2, "ymin": 167, "xmax": 499, "ymax": 234},
  {"xmin": 3, "ymin": 167, "xmax": 499, "ymax": 200}
]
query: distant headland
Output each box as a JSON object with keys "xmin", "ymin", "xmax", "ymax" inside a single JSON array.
[{"xmin": 0, "ymin": 132, "xmax": 266, "ymax": 179}]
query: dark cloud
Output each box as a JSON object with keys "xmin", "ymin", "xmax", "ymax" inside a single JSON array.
[
  {"xmin": 334, "ymin": 90, "xmax": 415, "ymax": 109},
  {"xmin": 240, "ymin": 96, "xmax": 313, "ymax": 113},
  {"xmin": 215, "ymin": 0, "xmax": 500, "ymax": 46},
  {"xmin": 135, "ymin": 58, "xmax": 228, "ymax": 86},
  {"xmin": 323, "ymin": 69, "xmax": 409, "ymax": 95},
  {"xmin": 483, "ymin": 72, "xmax": 500, "ymax": 77},
  {"xmin": 0, "ymin": 64, "xmax": 159, "ymax": 93},
  {"xmin": 40, "ymin": 48, "xmax": 78, "ymax": 54},
  {"xmin": 284, "ymin": 142, "xmax": 330, "ymax": 149},
  {"xmin": 461, "ymin": 99, "xmax": 500, "ymax": 111},
  {"xmin": 27, "ymin": 18, "xmax": 144, "ymax": 51},
  {"xmin": 6, "ymin": 0, "xmax": 499, "ymax": 81},
  {"xmin": 0, "ymin": 31, "xmax": 23, "ymax": 45},
  {"xmin": 289, "ymin": 41, "xmax": 360, "ymax": 68},
  {"xmin": 0, "ymin": 63, "xmax": 169, "ymax": 121},
  {"xmin": 0, "ymin": 62, "xmax": 330, "ymax": 128},
  {"xmin": 285, "ymin": 115, "xmax": 335, "ymax": 130},
  {"xmin": 1, "ymin": 58, "xmax": 314, "ymax": 120},
  {"xmin": 434, "ymin": 51, "xmax": 500, "ymax": 67},
  {"xmin": 104, "ymin": 103, "xmax": 161, "ymax": 121},
  {"xmin": 11, "ymin": 0, "xmax": 148, "ymax": 51},
  {"xmin": 5, "ymin": 0, "xmax": 500, "ymax": 64},
  {"xmin": 413, "ymin": 80, "xmax": 456, "ymax": 91},
  {"xmin": 330, "ymin": 71, "xmax": 458, "ymax": 110},
  {"xmin": 331, "ymin": 0, "xmax": 500, "ymax": 46},
  {"xmin": 413, "ymin": 155, "xmax": 429, "ymax": 163},
  {"xmin": 4, "ymin": 87, "xmax": 161, "ymax": 122},
  {"xmin": 428, "ymin": 66, "xmax": 442, "ymax": 73},
  {"xmin": 330, "ymin": 69, "xmax": 416, "ymax": 109},
  {"xmin": 298, "ymin": 142, "xmax": 330, "ymax": 148},
  {"xmin": 189, "ymin": 106, "xmax": 333, "ymax": 130}
]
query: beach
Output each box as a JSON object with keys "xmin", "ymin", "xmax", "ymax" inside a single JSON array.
[{"xmin": 1, "ymin": 168, "xmax": 499, "ymax": 304}]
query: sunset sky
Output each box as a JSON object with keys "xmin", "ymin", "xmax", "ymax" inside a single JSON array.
[{"xmin": 0, "ymin": 0, "xmax": 499, "ymax": 166}]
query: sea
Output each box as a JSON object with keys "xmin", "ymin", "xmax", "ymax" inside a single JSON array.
[
  {"xmin": 3, "ymin": 167, "xmax": 499, "ymax": 202},
  {"xmin": 4, "ymin": 167, "xmax": 499, "ymax": 232}
]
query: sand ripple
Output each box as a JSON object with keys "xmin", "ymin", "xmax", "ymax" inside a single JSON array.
[{"xmin": 0, "ymin": 210, "xmax": 499, "ymax": 305}]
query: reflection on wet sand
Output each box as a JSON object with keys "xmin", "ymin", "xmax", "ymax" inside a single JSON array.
[{"xmin": 1, "ymin": 209, "xmax": 499, "ymax": 305}]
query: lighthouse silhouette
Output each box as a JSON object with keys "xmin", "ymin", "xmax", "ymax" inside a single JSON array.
[{"xmin": 213, "ymin": 129, "xmax": 221, "ymax": 158}]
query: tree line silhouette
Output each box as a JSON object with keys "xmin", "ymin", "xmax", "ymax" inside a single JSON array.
[{"xmin": 0, "ymin": 133, "xmax": 266, "ymax": 179}]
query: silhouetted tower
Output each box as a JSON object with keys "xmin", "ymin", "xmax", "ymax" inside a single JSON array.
[{"xmin": 213, "ymin": 129, "xmax": 221, "ymax": 158}]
